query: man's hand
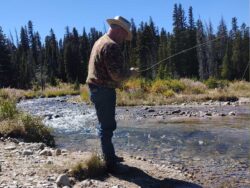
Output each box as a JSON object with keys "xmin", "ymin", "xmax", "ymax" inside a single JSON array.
[{"xmin": 130, "ymin": 67, "xmax": 140, "ymax": 77}]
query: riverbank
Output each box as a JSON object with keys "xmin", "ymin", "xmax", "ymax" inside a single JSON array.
[
  {"xmin": 1, "ymin": 79, "xmax": 250, "ymax": 106},
  {"xmin": 0, "ymin": 137, "xmax": 202, "ymax": 188}
]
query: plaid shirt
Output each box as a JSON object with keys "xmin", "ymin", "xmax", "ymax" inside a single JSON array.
[{"xmin": 86, "ymin": 34, "xmax": 130, "ymax": 88}]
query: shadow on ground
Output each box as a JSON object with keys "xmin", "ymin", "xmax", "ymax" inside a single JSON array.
[{"xmin": 99, "ymin": 164, "xmax": 203, "ymax": 188}]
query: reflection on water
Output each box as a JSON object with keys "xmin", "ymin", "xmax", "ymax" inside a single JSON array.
[{"xmin": 114, "ymin": 117, "xmax": 250, "ymax": 161}]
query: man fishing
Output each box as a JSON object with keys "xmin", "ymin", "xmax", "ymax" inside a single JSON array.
[{"xmin": 86, "ymin": 16, "xmax": 138, "ymax": 173}]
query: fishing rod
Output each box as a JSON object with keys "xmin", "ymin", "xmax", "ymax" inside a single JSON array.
[{"xmin": 139, "ymin": 35, "xmax": 226, "ymax": 73}]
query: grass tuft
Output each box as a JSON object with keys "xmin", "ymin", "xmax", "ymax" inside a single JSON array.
[
  {"xmin": 0, "ymin": 99, "xmax": 18, "ymax": 120},
  {"xmin": 70, "ymin": 154, "xmax": 106, "ymax": 180},
  {"xmin": 0, "ymin": 98, "xmax": 55, "ymax": 146}
]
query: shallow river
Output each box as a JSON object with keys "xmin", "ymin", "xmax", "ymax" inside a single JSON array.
[{"xmin": 17, "ymin": 96, "xmax": 250, "ymax": 187}]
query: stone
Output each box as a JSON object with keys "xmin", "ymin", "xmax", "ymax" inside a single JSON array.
[
  {"xmin": 4, "ymin": 145, "xmax": 16, "ymax": 150},
  {"xmin": 54, "ymin": 114, "xmax": 61, "ymax": 118},
  {"xmin": 22, "ymin": 149, "xmax": 33, "ymax": 156},
  {"xmin": 47, "ymin": 160, "xmax": 53, "ymax": 164},
  {"xmin": 180, "ymin": 111, "xmax": 186, "ymax": 115},
  {"xmin": 56, "ymin": 174, "xmax": 71, "ymax": 187},
  {"xmin": 193, "ymin": 157, "xmax": 201, "ymax": 161},
  {"xmin": 136, "ymin": 156, "xmax": 142, "ymax": 160},
  {"xmin": 171, "ymin": 109, "xmax": 181, "ymax": 114},
  {"xmin": 228, "ymin": 111, "xmax": 236, "ymax": 116},
  {"xmin": 198, "ymin": 140, "xmax": 204, "ymax": 145},
  {"xmin": 148, "ymin": 109, "xmax": 155, "ymax": 113},
  {"xmin": 219, "ymin": 113, "xmax": 226, "ymax": 116},
  {"xmin": 39, "ymin": 149, "xmax": 52, "ymax": 156},
  {"xmin": 55, "ymin": 149, "xmax": 61, "ymax": 156}
]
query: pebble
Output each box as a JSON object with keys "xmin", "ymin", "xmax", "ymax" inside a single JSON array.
[
  {"xmin": 4, "ymin": 145, "xmax": 16, "ymax": 150},
  {"xmin": 56, "ymin": 174, "xmax": 70, "ymax": 187},
  {"xmin": 148, "ymin": 109, "xmax": 155, "ymax": 113},
  {"xmin": 198, "ymin": 140, "xmax": 204, "ymax": 145},
  {"xmin": 22, "ymin": 149, "xmax": 33, "ymax": 156},
  {"xmin": 39, "ymin": 149, "xmax": 52, "ymax": 156},
  {"xmin": 172, "ymin": 109, "xmax": 181, "ymax": 114},
  {"xmin": 228, "ymin": 111, "xmax": 236, "ymax": 116},
  {"xmin": 55, "ymin": 149, "xmax": 62, "ymax": 156}
]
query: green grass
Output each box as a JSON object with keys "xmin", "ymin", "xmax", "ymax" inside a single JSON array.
[
  {"xmin": 0, "ymin": 98, "xmax": 55, "ymax": 146},
  {"xmin": 0, "ymin": 99, "xmax": 18, "ymax": 120},
  {"xmin": 69, "ymin": 154, "xmax": 106, "ymax": 180}
]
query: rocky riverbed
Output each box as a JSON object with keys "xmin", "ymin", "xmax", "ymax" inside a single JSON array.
[
  {"xmin": 12, "ymin": 96, "xmax": 250, "ymax": 187},
  {"xmin": 0, "ymin": 137, "xmax": 201, "ymax": 188}
]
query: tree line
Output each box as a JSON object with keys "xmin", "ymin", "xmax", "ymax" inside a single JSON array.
[{"xmin": 0, "ymin": 3, "xmax": 249, "ymax": 89}]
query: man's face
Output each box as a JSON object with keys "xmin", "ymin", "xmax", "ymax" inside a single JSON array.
[{"xmin": 116, "ymin": 28, "xmax": 128, "ymax": 44}]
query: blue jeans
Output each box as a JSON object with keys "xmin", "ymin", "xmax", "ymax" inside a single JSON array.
[{"xmin": 88, "ymin": 84, "xmax": 117, "ymax": 165}]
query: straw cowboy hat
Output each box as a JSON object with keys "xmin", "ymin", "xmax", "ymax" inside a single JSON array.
[{"xmin": 107, "ymin": 16, "xmax": 132, "ymax": 41}]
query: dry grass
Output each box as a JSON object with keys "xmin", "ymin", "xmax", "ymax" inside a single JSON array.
[
  {"xmin": 180, "ymin": 78, "xmax": 207, "ymax": 94},
  {"xmin": 78, "ymin": 79, "xmax": 249, "ymax": 106},
  {"xmin": 2, "ymin": 79, "xmax": 249, "ymax": 106},
  {"xmin": 226, "ymin": 81, "xmax": 250, "ymax": 97},
  {"xmin": 0, "ymin": 83, "xmax": 80, "ymax": 101},
  {"xmin": 80, "ymin": 85, "xmax": 91, "ymax": 104},
  {"xmin": 69, "ymin": 154, "xmax": 106, "ymax": 180}
]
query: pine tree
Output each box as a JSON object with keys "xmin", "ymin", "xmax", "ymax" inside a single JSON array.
[
  {"xmin": 240, "ymin": 23, "xmax": 249, "ymax": 80},
  {"xmin": 221, "ymin": 45, "xmax": 232, "ymax": 79},
  {"xmin": 186, "ymin": 6, "xmax": 198, "ymax": 78},
  {"xmin": 137, "ymin": 19, "xmax": 158, "ymax": 79},
  {"xmin": 79, "ymin": 28, "xmax": 90, "ymax": 83},
  {"xmin": 0, "ymin": 27, "xmax": 12, "ymax": 87},
  {"xmin": 19, "ymin": 26, "xmax": 32, "ymax": 88},
  {"xmin": 230, "ymin": 17, "xmax": 241, "ymax": 79},
  {"xmin": 172, "ymin": 3, "xmax": 188, "ymax": 77},
  {"xmin": 71, "ymin": 27, "xmax": 81, "ymax": 82},
  {"xmin": 58, "ymin": 39, "xmax": 66, "ymax": 82},
  {"xmin": 45, "ymin": 29, "xmax": 59, "ymax": 85},
  {"xmin": 216, "ymin": 18, "xmax": 228, "ymax": 77},
  {"xmin": 206, "ymin": 21, "xmax": 217, "ymax": 77},
  {"xmin": 196, "ymin": 19, "xmax": 208, "ymax": 80}
]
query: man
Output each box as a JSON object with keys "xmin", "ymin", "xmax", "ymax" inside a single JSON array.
[{"xmin": 86, "ymin": 16, "xmax": 138, "ymax": 172}]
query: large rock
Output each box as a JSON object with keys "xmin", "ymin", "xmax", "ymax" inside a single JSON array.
[{"xmin": 56, "ymin": 174, "xmax": 71, "ymax": 187}]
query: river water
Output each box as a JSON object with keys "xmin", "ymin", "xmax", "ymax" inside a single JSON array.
[{"xmin": 17, "ymin": 96, "xmax": 250, "ymax": 187}]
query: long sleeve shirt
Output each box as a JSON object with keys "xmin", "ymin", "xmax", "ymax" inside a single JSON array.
[{"xmin": 86, "ymin": 34, "xmax": 131, "ymax": 88}]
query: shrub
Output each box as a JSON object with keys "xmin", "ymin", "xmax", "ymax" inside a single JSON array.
[
  {"xmin": 0, "ymin": 100, "xmax": 18, "ymax": 119},
  {"xmin": 205, "ymin": 77, "xmax": 229, "ymax": 89},
  {"xmin": 21, "ymin": 115, "xmax": 55, "ymax": 147},
  {"xmin": 70, "ymin": 154, "xmax": 106, "ymax": 180},
  {"xmin": 168, "ymin": 79, "xmax": 186, "ymax": 93},
  {"xmin": 0, "ymin": 89, "xmax": 9, "ymax": 100},
  {"xmin": 180, "ymin": 79, "xmax": 207, "ymax": 94},
  {"xmin": 123, "ymin": 78, "xmax": 148, "ymax": 92},
  {"xmin": 150, "ymin": 80, "xmax": 170, "ymax": 94},
  {"xmin": 0, "ymin": 119, "xmax": 25, "ymax": 138},
  {"xmin": 80, "ymin": 86, "xmax": 90, "ymax": 103},
  {"xmin": 163, "ymin": 90, "xmax": 175, "ymax": 98},
  {"xmin": 150, "ymin": 79, "xmax": 185, "ymax": 94}
]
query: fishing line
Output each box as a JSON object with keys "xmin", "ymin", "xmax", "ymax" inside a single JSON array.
[{"xmin": 139, "ymin": 35, "xmax": 226, "ymax": 73}]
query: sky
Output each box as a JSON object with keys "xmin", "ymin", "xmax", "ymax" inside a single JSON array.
[{"xmin": 1, "ymin": 0, "xmax": 249, "ymax": 41}]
